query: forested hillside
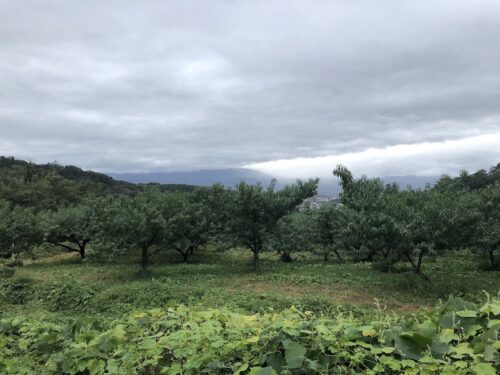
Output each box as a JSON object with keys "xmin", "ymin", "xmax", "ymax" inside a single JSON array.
[
  {"xmin": 435, "ymin": 162, "xmax": 500, "ymax": 191},
  {"xmin": 0, "ymin": 156, "xmax": 195, "ymax": 210}
]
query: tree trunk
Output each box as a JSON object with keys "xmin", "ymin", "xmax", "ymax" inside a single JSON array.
[
  {"xmin": 78, "ymin": 239, "xmax": 89, "ymax": 259},
  {"xmin": 139, "ymin": 232, "xmax": 159, "ymax": 272},
  {"xmin": 141, "ymin": 246, "xmax": 149, "ymax": 271},
  {"xmin": 252, "ymin": 248, "xmax": 260, "ymax": 271},
  {"xmin": 333, "ymin": 249, "xmax": 343, "ymax": 262},
  {"xmin": 417, "ymin": 247, "xmax": 425, "ymax": 271},
  {"xmin": 488, "ymin": 247, "xmax": 497, "ymax": 269},
  {"xmin": 175, "ymin": 246, "xmax": 193, "ymax": 263},
  {"xmin": 404, "ymin": 251, "xmax": 430, "ymax": 282},
  {"xmin": 280, "ymin": 252, "xmax": 293, "ymax": 263},
  {"xmin": 323, "ymin": 251, "xmax": 329, "ymax": 263},
  {"xmin": 381, "ymin": 248, "xmax": 390, "ymax": 259},
  {"xmin": 51, "ymin": 241, "xmax": 86, "ymax": 260}
]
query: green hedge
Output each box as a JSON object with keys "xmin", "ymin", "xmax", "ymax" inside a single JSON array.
[{"xmin": 0, "ymin": 296, "xmax": 498, "ymax": 374}]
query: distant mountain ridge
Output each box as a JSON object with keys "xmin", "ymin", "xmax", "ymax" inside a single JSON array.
[
  {"xmin": 109, "ymin": 169, "xmax": 440, "ymax": 193},
  {"xmin": 109, "ymin": 168, "xmax": 277, "ymax": 187},
  {"xmin": 380, "ymin": 175, "xmax": 440, "ymax": 189}
]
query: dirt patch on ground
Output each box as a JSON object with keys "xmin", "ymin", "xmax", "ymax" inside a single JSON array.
[
  {"xmin": 227, "ymin": 278, "xmax": 424, "ymax": 313},
  {"xmin": 23, "ymin": 252, "xmax": 80, "ymax": 266}
]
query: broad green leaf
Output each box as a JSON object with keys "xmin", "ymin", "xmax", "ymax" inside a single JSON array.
[
  {"xmin": 371, "ymin": 346, "xmax": 395, "ymax": 354},
  {"xmin": 283, "ymin": 340, "xmax": 306, "ymax": 369},
  {"xmin": 473, "ymin": 363, "xmax": 496, "ymax": 375},
  {"xmin": 454, "ymin": 343, "xmax": 474, "ymax": 356},
  {"xmin": 457, "ymin": 310, "xmax": 478, "ymax": 318},
  {"xmin": 234, "ymin": 363, "xmax": 249, "ymax": 374},
  {"xmin": 438, "ymin": 313, "xmax": 455, "ymax": 329},
  {"xmin": 267, "ymin": 352, "xmax": 285, "ymax": 372},
  {"xmin": 487, "ymin": 319, "xmax": 500, "ymax": 329},
  {"xmin": 439, "ymin": 329, "xmax": 459, "ymax": 343},
  {"xmin": 400, "ymin": 359, "xmax": 416, "ymax": 368},
  {"xmin": 249, "ymin": 366, "xmax": 278, "ymax": 375},
  {"xmin": 480, "ymin": 302, "xmax": 500, "ymax": 316},
  {"xmin": 139, "ymin": 338, "xmax": 157, "ymax": 350},
  {"xmin": 400, "ymin": 332, "xmax": 433, "ymax": 347},
  {"xmin": 431, "ymin": 340, "xmax": 449, "ymax": 358},
  {"xmin": 379, "ymin": 355, "xmax": 401, "ymax": 371},
  {"xmin": 361, "ymin": 326, "xmax": 377, "ymax": 337}
]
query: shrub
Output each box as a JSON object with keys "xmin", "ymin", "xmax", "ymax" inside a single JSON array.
[
  {"xmin": 1, "ymin": 277, "xmax": 34, "ymax": 304},
  {"xmin": 37, "ymin": 278, "xmax": 95, "ymax": 312},
  {"xmin": 91, "ymin": 280, "xmax": 177, "ymax": 314},
  {"xmin": 0, "ymin": 266, "xmax": 15, "ymax": 279}
]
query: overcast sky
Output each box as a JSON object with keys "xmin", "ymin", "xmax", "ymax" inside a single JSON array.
[{"xmin": 1, "ymin": 0, "xmax": 499, "ymax": 177}]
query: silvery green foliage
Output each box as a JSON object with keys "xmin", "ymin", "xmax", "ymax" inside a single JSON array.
[{"xmin": 0, "ymin": 201, "xmax": 42, "ymax": 260}]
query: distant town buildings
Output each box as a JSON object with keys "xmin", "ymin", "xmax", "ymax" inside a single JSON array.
[{"xmin": 301, "ymin": 193, "xmax": 339, "ymax": 210}]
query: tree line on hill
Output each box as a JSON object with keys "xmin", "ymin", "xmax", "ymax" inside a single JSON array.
[
  {"xmin": 0, "ymin": 156, "xmax": 195, "ymax": 210},
  {"xmin": 0, "ymin": 157, "xmax": 499, "ymax": 278}
]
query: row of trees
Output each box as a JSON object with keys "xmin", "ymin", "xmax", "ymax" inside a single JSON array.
[
  {"xmin": 240, "ymin": 164, "xmax": 499, "ymax": 279},
  {"xmin": 0, "ymin": 179, "xmax": 318, "ymax": 271},
  {"xmin": 313, "ymin": 166, "xmax": 499, "ymax": 279},
  {"xmin": 1, "ymin": 164, "xmax": 499, "ymax": 278}
]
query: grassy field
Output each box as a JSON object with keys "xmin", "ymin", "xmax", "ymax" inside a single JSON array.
[
  {"xmin": 1, "ymin": 248, "xmax": 499, "ymax": 374},
  {"xmin": 2, "ymin": 248, "xmax": 498, "ymax": 318}
]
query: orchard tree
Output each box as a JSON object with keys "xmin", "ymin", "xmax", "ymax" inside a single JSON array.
[
  {"xmin": 389, "ymin": 192, "xmax": 432, "ymax": 280},
  {"xmin": 98, "ymin": 189, "xmax": 172, "ymax": 271},
  {"xmin": 388, "ymin": 190, "xmax": 458, "ymax": 281},
  {"xmin": 41, "ymin": 201, "xmax": 99, "ymax": 259},
  {"xmin": 230, "ymin": 179, "xmax": 318, "ymax": 270},
  {"xmin": 333, "ymin": 165, "xmax": 353, "ymax": 196},
  {"xmin": 473, "ymin": 183, "xmax": 500, "ymax": 269},
  {"xmin": 0, "ymin": 202, "xmax": 43, "ymax": 261},
  {"xmin": 270, "ymin": 212, "xmax": 313, "ymax": 262},
  {"xmin": 0, "ymin": 200, "xmax": 11, "ymax": 258},
  {"xmin": 190, "ymin": 184, "xmax": 233, "ymax": 246},
  {"xmin": 164, "ymin": 192, "xmax": 212, "ymax": 263},
  {"xmin": 332, "ymin": 165, "xmax": 441, "ymax": 280},
  {"xmin": 333, "ymin": 165, "xmax": 400, "ymax": 261},
  {"xmin": 310, "ymin": 202, "xmax": 349, "ymax": 262},
  {"xmin": 422, "ymin": 190, "xmax": 479, "ymax": 252}
]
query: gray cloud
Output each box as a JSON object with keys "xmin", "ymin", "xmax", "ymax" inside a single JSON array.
[{"xmin": 0, "ymin": 0, "xmax": 499, "ymax": 175}]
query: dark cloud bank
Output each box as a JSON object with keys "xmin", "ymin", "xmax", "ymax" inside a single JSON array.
[{"xmin": 1, "ymin": 0, "xmax": 499, "ymax": 178}]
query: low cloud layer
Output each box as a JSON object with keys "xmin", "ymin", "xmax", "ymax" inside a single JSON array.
[
  {"xmin": 1, "ymin": 1, "xmax": 499, "ymax": 176},
  {"xmin": 247, "ymin": 133, "xmax": 500, "ymax": 178}
]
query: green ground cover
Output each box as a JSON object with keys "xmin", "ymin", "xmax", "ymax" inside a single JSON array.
[
  {"xmin": 1, "ymin": 249, "xmax": 498, "ymax": 374},
  {"xmin": 2, "ymin": 249, "xmax": 499, "ymax": 317}
]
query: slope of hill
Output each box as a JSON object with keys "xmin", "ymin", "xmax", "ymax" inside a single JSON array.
[{"xmin": 0, "ymin": 156, "xmax": 195, "ymax": 210}]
